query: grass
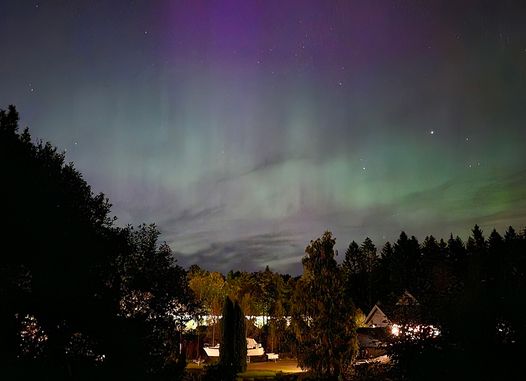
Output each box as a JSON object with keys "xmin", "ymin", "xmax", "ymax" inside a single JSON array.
[
  {"xmin": 236, "ymin": 370, "xmax": 277, "ymax": 380},
  {"xmin": 186, "ymin": 359, "xmax": 305, "ymax": 380}
]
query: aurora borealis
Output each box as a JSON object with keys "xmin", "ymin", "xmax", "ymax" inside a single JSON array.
[{"xmin": 1, "ymin": 1, "xmax": 526, "ymax": 274}]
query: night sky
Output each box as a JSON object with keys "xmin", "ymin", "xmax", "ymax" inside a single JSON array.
[{"xmin": 1, "ymin": 1, "xmax": 526, "ymax": 274}]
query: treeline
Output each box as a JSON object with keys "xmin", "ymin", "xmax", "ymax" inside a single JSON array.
[
  {"xmin": 188, "ymin": 265, "xmax": 295, "ymax": 354},
  {"xmin": 333, "ymin": 226, "xmax": 526, "ymax": 379},
  {"xmin": 187, "ymin": 227, "xmax": 526, "ymax": 379}
]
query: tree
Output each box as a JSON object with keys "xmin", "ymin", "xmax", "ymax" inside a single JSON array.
[
  {"xmin": 1, "ymin": 105, "xmax": 118, "ymax": 377},
  {"xmin": 0, "ymin": 105, "xmax": 198, "ymax": 379},
  {"xmin": 342, "ymin": 241, "xmax": 366, "ymax": 310},
  {"xmin": 218, "ymin": 297, "xmax": 246, "ymax": 380},
  {"xmin": 188, "ymin": 270, "xmax": 226, "ymax": 345},
  {"xmin": 375, "ymin": 241, "xmax": 395, "ymax": 300},
  {"xmin": 232, "ymin": 302, "xmax": 247, "ymax": 373},
  {"xmin": 110, "ymin": 224, "xmax": 198, "ymax": 379},
  {"xmin": 342, "ymin": 241, "xmax": 362, "ymax": 275},
  {"xmin": 392, "ymin": 232, "xmax": 422, "ymax": 295},
  {"xmin": 292, "ymin": 231, "xmax": 357, "ymax": 379},
  {"xmin": 219, "ymin": 297, "xmax": 235, "ymax": 371},
  {"xmin": 342, "ymin": 238, "xmax": 378, "ymax": 311}
]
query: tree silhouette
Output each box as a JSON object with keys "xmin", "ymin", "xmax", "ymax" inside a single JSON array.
[
  {"xmin": 218, "ymin": 296, "xmax": 246, "ymax": 380},
  {"xmin": 342, "ymin": 238, "xmax": 378, "ymax": 311},
  {"xmin": 0, "ymin": 105, "xmax": 197, "ymax": 379},
  {"xmin": 1, "ymin": 105, "xmax": 118, "ymax": 377},
  {"xmin": 292, "ymin": 231, "xmax": 357, "ymax": 379}
]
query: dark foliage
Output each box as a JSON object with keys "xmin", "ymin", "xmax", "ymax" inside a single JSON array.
[
  {"xmin": 216, "ymin": 296, "xmax": 246, "ymax": 380},
  {"xmin": 0, "ymin": 105, "xmax": 197, "ymax": 379},
  {"xmin": 342, "ymin": 238, "xmax": 378, "ymax": 311},
  {"xmin": 379, "ymin": 225, "xmax": 526, "ymax": 380},
  {"xmin": 292, "ymin": 231, "xmax": 358, "ymax": 380}
]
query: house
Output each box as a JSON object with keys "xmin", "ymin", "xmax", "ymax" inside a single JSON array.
[
  {"xmin": 358, "ymin": 291, "xmax": 425, "ymax": 358},
  {"xmin": 364, "ymin": 291, "xmax": 419, "ymax": 328},
  {"xmin": 356, "ymin": 327, "xmax": 389, "ymax": 358},
  {"xmin": 364, "ymin": 304, "xmax": 391, "ymax": 328}
]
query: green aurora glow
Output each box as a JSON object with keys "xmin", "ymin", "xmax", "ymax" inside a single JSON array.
[{"xmin": 1, "ymin": 1, "xmax": 525, "ymax": 273}]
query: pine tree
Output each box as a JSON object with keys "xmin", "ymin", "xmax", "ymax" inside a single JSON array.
[
  {"xmin": 219, "ymin": 297, "xmax": 235, "ymax": 370},
  {"xmin": 292, "ymin": 231, "xmax": 357, "ymax": 379},
  {"xmin": 233, "ymin": 302, "xmax": 247, "ymax": 373},
  {"xmin": 361, "ymin": 237, "xmax": 378, "ymax": 310},
  {"xmin": 391, "ymin": 232, "xmax": 421, "ymax": 295},
  {"xmin": 219, "ymin": 297, "xmax": 246, "ymax": 379}
]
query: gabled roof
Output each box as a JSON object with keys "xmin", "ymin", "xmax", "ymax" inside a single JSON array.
[
  {"xmin": 364, "ymin": 304, "xmax": 391, "ymax": 327},
  {"xmin": 365, "ymin": 290, "xmax": 420, "ymax": 327},
  {"xmin": 396, "ymin": 290, "xmax": 419, "ymax": 306}
]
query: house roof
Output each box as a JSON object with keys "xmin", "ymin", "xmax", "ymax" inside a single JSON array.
[
  {"xmin": 396, "ymin": 290, "xmax": 419, "ymax": 306},
  {"xmin": 365, "ymin": 290, "xmax": 420, "ymax": 326},
  {"xmin": 364, "ymin": 304, "xmax": 390, "ymax": 327}
]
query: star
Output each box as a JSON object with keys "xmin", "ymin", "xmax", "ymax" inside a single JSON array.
[{"xmin": 430, "ymin": 130, "xmax": 434, "ymax": 135}]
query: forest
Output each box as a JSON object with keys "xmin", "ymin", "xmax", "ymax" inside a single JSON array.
[{"xmin": 1, "ymin": 105, "xmax": 525, "ymax": 380}]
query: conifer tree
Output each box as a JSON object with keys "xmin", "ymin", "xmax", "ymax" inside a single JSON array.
[
  {"xmin": 233, "ymin": 302, "xmax": 247, "ymax": 373},
  {"xmin": 219, "ymin": 297, "xmax": 246, "ymax": 379},
  {"xmin": 292, "ymin": 231, "xmax": 357, "ymax": 379}
]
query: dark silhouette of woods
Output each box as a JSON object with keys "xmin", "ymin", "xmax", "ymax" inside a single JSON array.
[
  {"xmin": 343, "ymin": 226, "xmax": 526, "ymax": 380},
  {"xmin": 0, "ymin": 105, "xmax": 197, "ymax": 379},
  {"xmin": 191, "ymin": 226, "xmax": 526, "ymax": 380}
]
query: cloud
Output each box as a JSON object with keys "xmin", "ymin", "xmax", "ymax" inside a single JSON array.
[
  {"xmin": 160, "ymin": 206, "xmax": 225, "ymax": 230},
  {"xmin": 213, "ymin": 154, "xmax": 307, "ymax": 185},
  {"xmin": 173, "ymin": 231, "xmax": 304, "ymax": 274}
]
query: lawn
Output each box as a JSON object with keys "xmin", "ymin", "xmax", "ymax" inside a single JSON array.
[{"xmin": 186, "ymin": 359, "xmax": 305, "ymax": 380}]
